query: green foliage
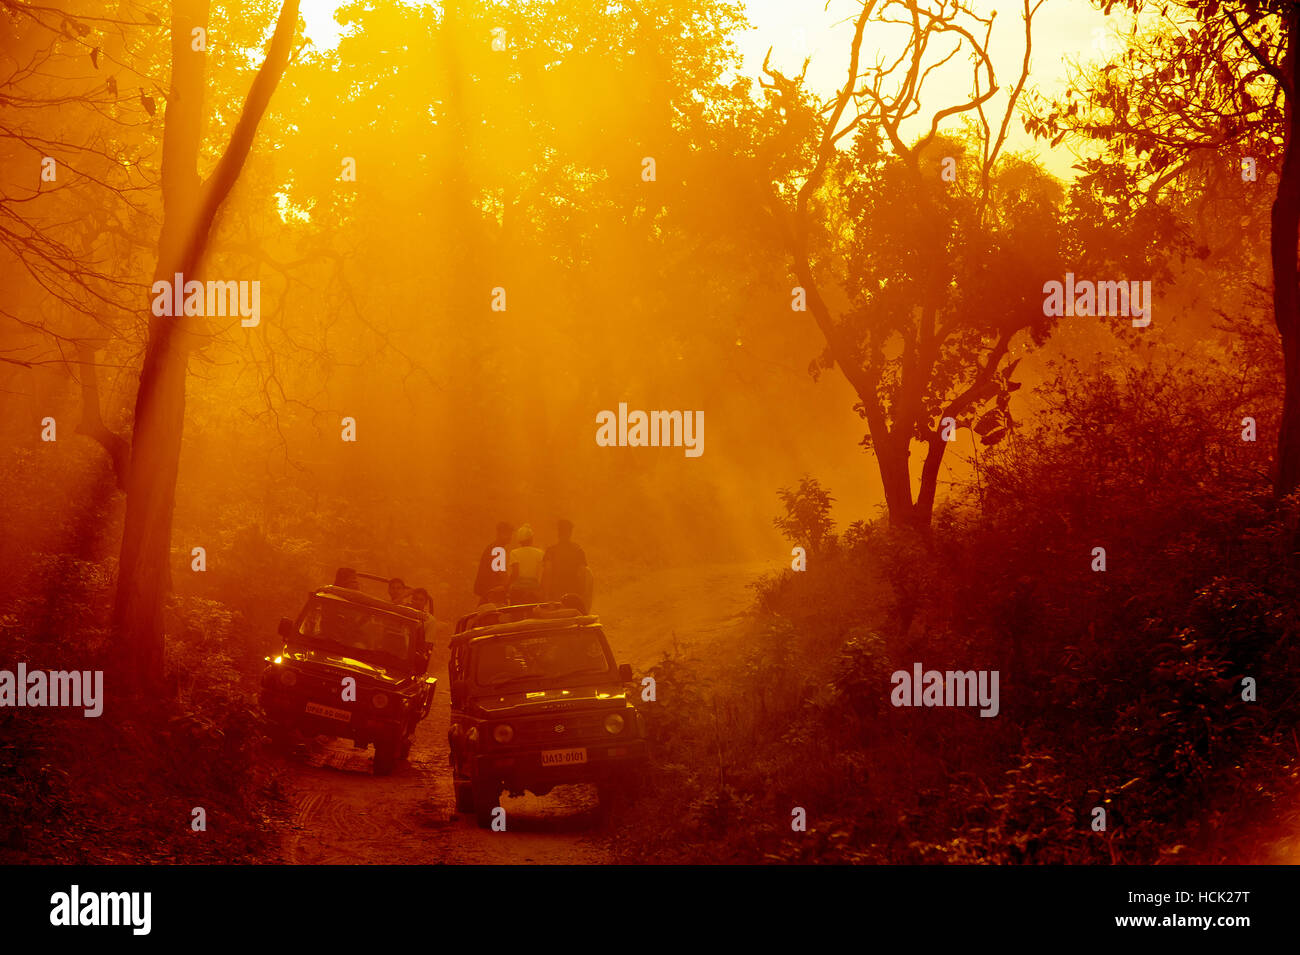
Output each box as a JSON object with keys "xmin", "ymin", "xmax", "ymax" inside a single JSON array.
[{"xmin": 773, "ymin": 475, "xmax": 835, "ymax": 555}]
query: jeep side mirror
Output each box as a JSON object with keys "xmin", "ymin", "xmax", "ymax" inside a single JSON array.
[
  {"xmin": 450, "ymin": 681, "xmax": 468, "ymax": 709},
  {"xmin": 618, "ymin": 663, "xmax": 633, "ymax": 682},
  {"xmin": 277, "ymin": 617, "xmax": 294, "ymax": 639}
]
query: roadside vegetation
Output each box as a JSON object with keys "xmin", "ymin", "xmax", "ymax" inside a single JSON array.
[
  {"xmin": 617, "ymin": 348, "xmax": 1300, "ymax": 863},
  {"xmin": 0, "ymin": 551, "xmax": 282, "ymax": 863}
]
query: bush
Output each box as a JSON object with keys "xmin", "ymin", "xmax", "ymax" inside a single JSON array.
[
  {"xmin": 0, "ymin": 555, "xmax": 283, "ymax": 864},
  {"xmin": 614, "ymin": 350, "xmax": 1299, "ymax": 864}
]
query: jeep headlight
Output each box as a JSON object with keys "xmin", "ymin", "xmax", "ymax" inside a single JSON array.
[
  {"xmin": 372, "ymin": 692, "xmax": 389, "ymax": 709},
  {"xmin": 604, "ymin": 713, "xmax": 625, "ymax": 735},
  {"xmin": 493, "ymin": 723, "xmax": 514, "ymax": 744},
  {"xmin": 279, "ymin": 669, "xmax": 298, "ymax": 687},
  {"xmin": 467, "ymin": 726, "xmax": 479, "ymax": 743}
]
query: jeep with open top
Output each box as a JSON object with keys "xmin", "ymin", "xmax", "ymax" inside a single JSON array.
[
  {"xmin": 447, "ymin": 602, "xmax": 646, "ymax": 827},
  {"xmin": 261, "ymin": 578, "xmax": 437, "ymax": 775}
]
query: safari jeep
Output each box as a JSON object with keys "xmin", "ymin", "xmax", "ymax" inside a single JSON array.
[
  {"xmin": 447, "ymin": 603, "xmax": 646, "ymax": 827},
  {"xmin": 260, "ymin": 584, "xmax": 437, "ymax": 775}
]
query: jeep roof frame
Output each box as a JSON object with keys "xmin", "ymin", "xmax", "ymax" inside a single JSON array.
[
  {"xmin": 451, "ymin": 616, "xmax": 602, "ymax": 646},
  {"xmin": 315, "ymin": 585, "xmax": 425, "ymax": 623},
  {"xmin": 453, "ymin": 601, "xmax": 589, "ymax": 634},
  {"xmin": 451, "ymin": 602, "xmax": 601, "ymax": 645}
]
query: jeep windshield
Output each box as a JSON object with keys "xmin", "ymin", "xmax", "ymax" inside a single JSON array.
[
  {"xmin": 471, "ymin": 628, "xmax": 615, "ymax": 690},
  {"xmin": 294, "ymin": 596, "xmax": 418, "ymax": 669}
]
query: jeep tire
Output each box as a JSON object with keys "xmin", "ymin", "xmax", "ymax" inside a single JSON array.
[
  {"xmin": 454, "ymin": 779, "xmax": 474, "ymax": 814},
  {"xmin": 596, "ymin": 779, "xmax": 628, "ymax": 826},
  {"xmin": 267, "ymin": 719, "xmax": 293, "ymax": 750},
  {"xmin": 373, "ymin": 731, "xmax": 400, "ymax": 776},
  {"xmin": 472, "ymin": 776, "xmax": 500, "ymax": 828}
]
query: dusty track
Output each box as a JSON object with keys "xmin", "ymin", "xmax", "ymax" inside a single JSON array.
[{"xmin": 266, "ymin": 561, "xmax": 775, "ymax": 864}]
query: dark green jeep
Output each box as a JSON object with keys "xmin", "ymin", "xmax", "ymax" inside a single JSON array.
[
  {"xmin": 260, "ymin": 584, "xmax": 437, "ymax": 775},
  {"xmin": 447, "ymin": 603, "xmax": 646, "ymax": 827}
]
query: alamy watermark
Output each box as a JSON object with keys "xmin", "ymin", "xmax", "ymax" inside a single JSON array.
[
  {"xmin": 890, "ymin": 663, "xmax": 1000, "ymax": 717},
  {"xmin": 0, "ymin": 664, "xmax": 103, "ymax": 717},
  {"xmin": 595, "ymin": 403, "xmax": 703, "ymax": 457},
  {"xmin": 150, "ymin": 272, "xmax": 261, "ymax": 327},
  {"xmin": 1042, "ymin": 273, "xmax": 1151, "ymax": 328},
  {"xmin": 50, "ymin": 885, "xmax": 150, "ymax": 935}
]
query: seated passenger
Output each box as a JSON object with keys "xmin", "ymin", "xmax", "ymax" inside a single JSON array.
[
  {"xmin": 378, "ymin": 623, "xmax": 410, "ymax": 660},
  {"xmin": 406, "ymin": 587, "xmax": 432, "ymax": 614},
  {"xmin": 388, "ymin": 577, "xmax": 409, "ymax": 604},
  {"xmin": 406, "ymin": 588, "xmax": 435, "ymax": 628},
  {"xmin": 477, "ymin": 640, "xmax": 527, "ymax": 684}
]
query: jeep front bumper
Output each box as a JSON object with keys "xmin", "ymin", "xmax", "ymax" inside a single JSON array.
[
  {"xmin": 261, "ymin": 690, "xmax": 403, "ymax": 742},
  {"xmin": 472, "ymin": 738, "xmax": 647, "ymax": 787}
]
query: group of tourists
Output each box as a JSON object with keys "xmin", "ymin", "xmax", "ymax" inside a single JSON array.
[
  {"xmin": 333, "ymin": 566, "xmax": 434, "ymax": 621},
  {"xmin": 473, "ymin": 519, "xmax": 590, "ymax": 610},
  {"xmin": 328, "ymin": 518, "xmax": 590, "ymax": 623}
]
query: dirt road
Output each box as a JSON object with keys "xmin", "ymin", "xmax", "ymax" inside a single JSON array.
[{"xmin": 268, "ymin": 561, "xmax": 776, "ymax": 864}]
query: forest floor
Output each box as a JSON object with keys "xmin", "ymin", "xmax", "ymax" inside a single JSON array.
[{"xmin": 259, "ymin": 561, "xmax": 775, "ymax": 864}]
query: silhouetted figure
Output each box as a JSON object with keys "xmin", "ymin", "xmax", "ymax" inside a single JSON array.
[
  {"xmin": 543, "ymin": 519, "xmax": 588, "ymax": 602},
  {"xmin": 508, "ymin": 524, "xmax": 545, "ymax": 603},
  {"xmin": 475, "ymin": 522, "xmax": 513, "ymax": 605},
  {"xmin": 334, "ymin": 567, "xmax": 360, "ymax": 589},
  {"xmin": 388, "ymin": 577, "xmax": 409, "ymax": 604}
]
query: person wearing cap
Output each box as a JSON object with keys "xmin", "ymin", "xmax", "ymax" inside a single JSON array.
[{"xmin": 507, "ymin": 524, "xmax": 545, "ymax": 603}]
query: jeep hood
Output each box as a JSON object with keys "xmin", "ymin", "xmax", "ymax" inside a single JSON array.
[
  {"xmin": 281, "ymin": 646, "xmax": 411, "ymax": 687},
  {"xmin": 472, "ymin": 683, "xmax": 629, "ymax": 716}
]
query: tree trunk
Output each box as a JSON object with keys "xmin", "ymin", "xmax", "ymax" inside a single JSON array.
[
  {"xmin": 875, "ymin": 441, "xmax": 917, "ymax": 527},
  {"xmin": 114, "ymin": 332, "xmax": 190, "ymax": 684},
  {"xmin": 914, "ymin": 434, "xmax": 947, "ymax": 528},
  {"xmin": 113, "ymin": 0, "xmax": 299, "ymax": 688},
  {"xmin": 113, "ymin": 0, "xmax": 209, "ymax": 687},
  {"xmin": 1273, "ymin": 6, "xmax": 1300, "ymax": 498}
]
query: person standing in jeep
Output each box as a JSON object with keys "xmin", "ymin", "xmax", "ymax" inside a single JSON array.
[
  {"xmin": 474, "ymin": 522, "xmax": 513, "ymax": 605},
  {"xmin": 507, "ymin": 524, "xmax": 545, "ymax": 603},
  {"xmin": 542, "ymin": 519, "xmax": 587, "ymax": 603}
]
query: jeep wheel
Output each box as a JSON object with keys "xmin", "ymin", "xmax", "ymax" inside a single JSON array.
[
  {"xmin": 596, "ymin": 781, "xmax": 625, "ymax": 826},
  {"xmin": 267, "ymin": 720, "xmax": 293, "ymax": 751},
  {"xmin": 373, "ymin": 734, "xmax": 399, "ymax": 776},
  {"xmin": 472, "ymin": 778, "xmax": 500, "ymax": 828},
  {"xmin": 399, "ymin": 736, "xmax": 412, "ymax": 760},
  {"xmin": 454, "ymin": 779, "xmax": 475, "ymax": 814}
]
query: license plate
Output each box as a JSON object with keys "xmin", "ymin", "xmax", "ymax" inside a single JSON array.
[
  {"xmin": 541, "ymin": 747, "xmax": 587, "ymax": 767},
  {"xmin": 305, "ymin": 701, "xmax": 351, "ymax": 722}
]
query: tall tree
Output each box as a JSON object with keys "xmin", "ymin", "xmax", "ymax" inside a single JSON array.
[
  {"xmin": 760, "ymin": 0, "xmax": 1052, "ymax": 528},
  {"xmin": 113, "ymin": 0, "xmax": 300, "ymax": 687}
]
